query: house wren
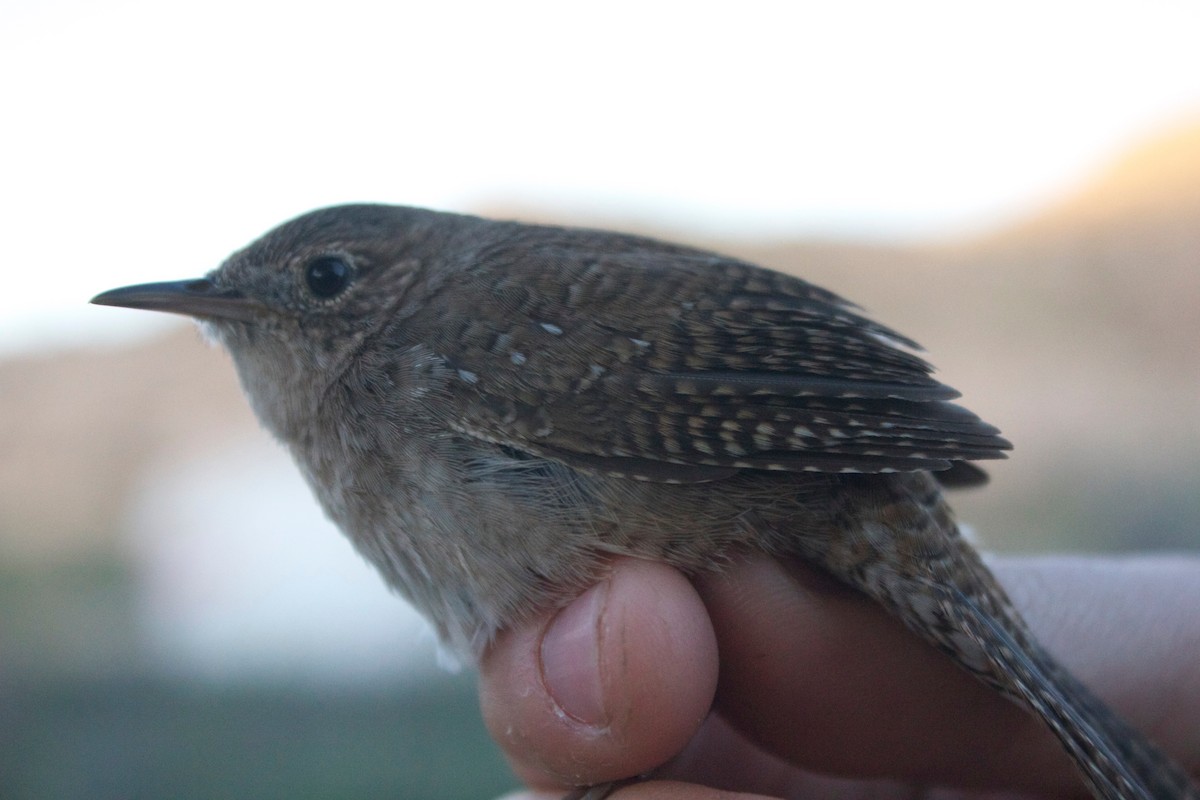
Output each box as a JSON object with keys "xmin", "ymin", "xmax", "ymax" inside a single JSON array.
[{"xmin": 92, "ymin": 204, "xmax": 1196, "ymax": 799}]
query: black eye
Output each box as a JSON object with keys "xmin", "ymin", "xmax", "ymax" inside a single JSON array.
[{"xmin": 304, "ymin": 255, "xmax": 353, "ymax": 299}]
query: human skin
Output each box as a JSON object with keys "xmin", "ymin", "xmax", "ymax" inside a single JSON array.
[{"xmin": 479, "ymin": 555, "xmax": 1200, "ymax": 799}]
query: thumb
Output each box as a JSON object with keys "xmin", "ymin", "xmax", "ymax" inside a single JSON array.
[{"xmin": 479, "ymin": 558, "xmax": 719, "ymax": 790}]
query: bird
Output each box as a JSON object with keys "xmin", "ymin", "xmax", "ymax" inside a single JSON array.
[{"xmin": 92, "ymin": 204, "xmax": 1197, "ymax": 799}]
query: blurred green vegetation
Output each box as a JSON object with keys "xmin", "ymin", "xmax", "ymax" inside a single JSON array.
[
  {"xmin": 0, "ymin": 674, "xmax": 514, "ymax": 800},
  {"xmin": 0, "ymin": 558, "xmax": 516, "ymax": 800},
  {"xmin": 0, "ymin": 555, "xmax": 140, "ymax": 680}
]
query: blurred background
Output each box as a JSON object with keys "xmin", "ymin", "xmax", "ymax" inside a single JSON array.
[{"xmin": 2, "ymin": 2, "xmax": 1198, "ymax": 798}]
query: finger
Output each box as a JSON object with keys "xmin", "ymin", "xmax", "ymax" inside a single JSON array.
[
  {"xmin": 480, "ymin": 557, "xmax": 720, "ymax": 789},
  {"xmin": 661, "ymin": 712, "xmax": 946, "ymax": 800},
  {"xmin": 494, "ymin": 782, "xmax": 775, "ymax": 800},
  {"xmin": 607, "ymin": 781, "xmax": 776, "ymax": 799},
  {"xmin": 694, "ymin": 555, "xmax": 1082, "ymax": 796}
]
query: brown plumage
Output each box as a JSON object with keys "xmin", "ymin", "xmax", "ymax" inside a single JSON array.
[{"xmin": 92, "ymin": 204, "xmax": 1197, "ymax": 799}]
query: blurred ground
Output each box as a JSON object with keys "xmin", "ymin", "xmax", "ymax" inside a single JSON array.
[{"xmin": 1, "ymin": 122, "xmax": 1198, "ymax": 799}]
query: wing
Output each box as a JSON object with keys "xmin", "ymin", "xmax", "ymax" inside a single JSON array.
[{"xmin": 418, "ymin": 229, "xmax": 1011, "ymax": 483}]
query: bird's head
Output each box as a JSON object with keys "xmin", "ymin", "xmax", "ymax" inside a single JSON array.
[{"xmin": 91, "ymin": 204, "xmax": 452, "ymax": 439}]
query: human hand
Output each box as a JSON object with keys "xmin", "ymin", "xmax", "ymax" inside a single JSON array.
[{"xmin": 479, "ymin": 555, "xmax": 1200, "ymax": 799}]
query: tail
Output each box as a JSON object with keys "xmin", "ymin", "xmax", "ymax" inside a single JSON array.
[
  {"xmin": 937, "ymin": 582, "xmax": 1199, "ymax": 799},
  {"xmin": 797, "ymin": 474, "xmax": 1199, "ymax": 799}
]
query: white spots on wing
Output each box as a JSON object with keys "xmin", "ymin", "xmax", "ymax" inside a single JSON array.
[
  {"xmin": 869, "ymin": 329, "xmax": 921, "ymax": 355},
  {"xmin": 530, "ymin": 408, "xmax": 554, "ymax": 438},
  {"xmin": 753, "ymin": 422, "xmax": 776, "ymax": 449},
  {"xmin": 791, "ymin": 425, "xmax": 815, "ymax": 438},
  {"xmin": 589, "ymin": 364, "xmax": 606, "ymax": 379},
  {"xmin": 629, "ymin": 337, "xmax": 650, "ymax": 349},
  {"xmin": 539, "ymin": 322, "xmax": 563, "ymax": 335},
  {"xmin": 567, "ymin": 282, "xmax": 583, "ymax": 306},
  {"xmin": 510, "ymin": 351, "xmax": 527, "ymax": 365},
  {"xmin": 457, "ymin": 368, "xmax": 479, "ymax": 384}
]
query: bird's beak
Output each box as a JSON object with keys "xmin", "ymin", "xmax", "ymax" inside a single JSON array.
[{"xmin": 90, "ymin": 279, "xmax": 267, "ymax": 323}]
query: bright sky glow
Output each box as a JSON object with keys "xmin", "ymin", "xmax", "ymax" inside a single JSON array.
[{"xmin": 3, "ymin": 0, "xmax": 1199, "ymax": 355}]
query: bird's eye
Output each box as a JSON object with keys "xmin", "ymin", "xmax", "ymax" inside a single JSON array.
[{"xmin": 304, "ymin": 255, "xmax": 353, "ymax": 299}]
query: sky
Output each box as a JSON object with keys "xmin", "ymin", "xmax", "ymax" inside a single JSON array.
[{"xmin": 3, "ymin": 0, "xmax": 1200, "ymax": 356}]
